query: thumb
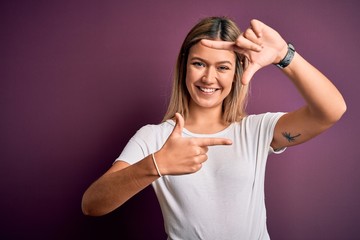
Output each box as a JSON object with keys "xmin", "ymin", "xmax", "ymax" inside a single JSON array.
[
  {"xmin": 241, "ymin": 63, "xmax": 260, "ymax": 85},
  {"xmin": 171, "ymin": 112, "xmax": 184, "ymax": 137}
]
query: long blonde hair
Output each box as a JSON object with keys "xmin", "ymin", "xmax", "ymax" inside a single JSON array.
[{"xmin": 163, "ymin": 16, "xmax": 249, "ymax": 123}]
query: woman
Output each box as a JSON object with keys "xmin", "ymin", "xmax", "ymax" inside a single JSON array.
[{"xmin": 82, "ymin": 17, "xmax": 346, "ymax": 239}]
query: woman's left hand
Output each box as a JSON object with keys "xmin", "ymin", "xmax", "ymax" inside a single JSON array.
[{"xmin": 201, "ymin": 19, "xmax": 288, "ymax": 85}]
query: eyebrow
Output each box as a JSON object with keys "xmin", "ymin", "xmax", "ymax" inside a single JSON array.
[{"xmin": 190, "ymin": 57, "xmax": 233, "ymax": 66}]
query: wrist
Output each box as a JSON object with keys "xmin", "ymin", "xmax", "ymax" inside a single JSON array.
[
  {"xmin": 275, "ymin": 43, "xmax": 295, "ymax": 69},
  {"xmin": 151, "ymin": 152, "xmax": 162, "ymax": 177}
]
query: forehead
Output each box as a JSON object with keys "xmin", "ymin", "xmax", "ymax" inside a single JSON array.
[{"xmin": 188, "ymin": 42, "xmax": 236, "ymax": 64}]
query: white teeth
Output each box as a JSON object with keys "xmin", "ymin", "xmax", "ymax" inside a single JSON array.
[{"xmin": 199, "ymin": 87, "xmax": 216, "ymax": 93}]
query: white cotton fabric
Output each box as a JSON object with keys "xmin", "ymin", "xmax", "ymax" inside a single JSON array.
[{"xmin": 116, "ymin": 112, "xmax": 286, "ymax": 240}]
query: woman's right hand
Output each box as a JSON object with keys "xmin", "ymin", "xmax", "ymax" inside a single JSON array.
[{"xmin": 154, "ymin": 113, "xmax": 232, "ymax": 175}]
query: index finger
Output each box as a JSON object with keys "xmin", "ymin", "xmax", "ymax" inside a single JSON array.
[
  {"xmin": 200, "ymin": 39, "xmax": 236, "ymax": 51},
  {"xmin": 195, "ymin": 137, "xmax": 233, "ymax": 147},
  {"xmin": 201, "ymin": 38, "xmax": 262, "ymax": 52}
]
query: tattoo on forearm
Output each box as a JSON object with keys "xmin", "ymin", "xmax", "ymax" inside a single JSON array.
[{"xmin": 282, "ymin": 132, "xmax": 301, "ymax": 143}]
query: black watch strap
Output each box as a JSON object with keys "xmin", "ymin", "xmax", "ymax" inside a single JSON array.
[{"xmin": 275, "ymin": 43, "xmax": 295, "ymax": 69}]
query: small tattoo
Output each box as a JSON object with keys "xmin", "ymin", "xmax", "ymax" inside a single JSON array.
[{"xmin": 282, "ymin": 132, "xmax": 301, "ymax": 143}]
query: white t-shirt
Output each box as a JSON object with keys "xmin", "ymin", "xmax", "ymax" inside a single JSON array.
[{"xmin": 116, "ymin": 112, "xmax": 286, "ymax": 240}]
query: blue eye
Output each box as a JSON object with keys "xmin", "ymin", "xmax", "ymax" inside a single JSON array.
[
  {"xmin": 192, "ymin": 62, "xmax": 205, "ymax": 67},
  {"xmin": 218, "ymin": 66, "xmax": 230, "ymax": 71}
]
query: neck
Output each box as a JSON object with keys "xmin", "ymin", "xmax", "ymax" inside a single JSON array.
[{"xmin": 185, "ymin": 103, "xmax": 228, "ymax": 134}]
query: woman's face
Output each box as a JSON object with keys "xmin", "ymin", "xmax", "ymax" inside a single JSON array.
[{"xmin": 186, "ymin": 42, "xmax": 236, "ymax": 111}]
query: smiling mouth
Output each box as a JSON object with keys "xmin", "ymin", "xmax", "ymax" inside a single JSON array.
[{"xmin": 197, "ymin": 86, "xmax": 220, "ymax": 93}]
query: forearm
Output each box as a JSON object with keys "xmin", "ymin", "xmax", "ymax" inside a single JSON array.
[
  {"xmin": 81, "ymin": 155, "xmax": 160, "ymax": 216},
  {"xmin": 282, "ymin": 52, "xmax": 346, "ymax": 124}
]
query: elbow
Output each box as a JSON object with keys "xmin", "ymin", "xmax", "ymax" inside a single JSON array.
[
  {"xmin": 332, "ymin": 100, "xmax": 347, "ymax": 124},
  {"xmin": 81, "ymin": 192, "xmax": 123, "ymax": 217},
  {"xmin": 81, "ymin": 191, "xmax": 94, "ymax": 216},
  {"xmin": 340, "ymin": 101, "xmax": 347, "ymax": 119},
  {"xmin": 81, "ymin": 201, "xmax": 108, "ymax": 217},
  {"xmin": 81, "ymin": 200, "xmax": 97, "ymax": 217},
  {"xmin": 310, "ymin": 100, "xmax": 347, "ymax": 128},
  {"xmin": 81, "ymin": 201, "xmax": 93, "ymax": 216},
  {"xmin": 323, "ymin": 100, "xmax": 347, "ymax": 126},
  {"xmin": 81, "ymin": 194, "xmax": 108, "ymax": 217}
]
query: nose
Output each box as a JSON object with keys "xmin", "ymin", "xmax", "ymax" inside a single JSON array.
[{"xmin": 201, "ymin": 67, "xmax": 217, "ymax": 84}]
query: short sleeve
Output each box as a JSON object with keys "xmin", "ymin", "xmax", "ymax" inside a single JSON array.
[
  {"xmin": 114, "ymin": 125, "xmax": 156, "ymax": 165},
  {"xmin": 269, "ymin": 145, "xmax": 286, "ymax": 154},
  {"xmin": 266, "ymin": 112, "xmax": 287, "ymax": 155},
  {"xmin": 243, "ymin": 112, "xmax": 287, "ymax": 156}
]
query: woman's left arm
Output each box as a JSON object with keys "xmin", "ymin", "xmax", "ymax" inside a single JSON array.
[
  {"xmin": 271, "ymin": 51, "xmax": 347, "ymax": 149},
  {"xmin": 201, "ymin": 19, "xmax": 347, "ymax": 149}
]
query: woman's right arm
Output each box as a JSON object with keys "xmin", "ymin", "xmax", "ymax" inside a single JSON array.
[
  {"xmin": 81, "ymin": 156, "xmax": 160, "ymax": 216},
  {"xmin": 82, "ymin": 113, "xmax": 232, "ymax": 216}
]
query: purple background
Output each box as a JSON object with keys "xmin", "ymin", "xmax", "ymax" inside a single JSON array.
[{"xmin": 1, "ymin": 0, "xmax": 359, "ymax": 239}]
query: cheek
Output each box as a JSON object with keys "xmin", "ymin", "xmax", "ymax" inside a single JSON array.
[
  {"xmin": 221, "ymin": 72, "xmax": 235, "ymax": 89},
  {"xmin": 185, "ymin": 77, "xmax": 190, "ymax": 92},
  {"xmin": 185, "ymin": 67, "xmax": 201, "ymax": 86},
  {"xmin": 187, "ymin": 66, "xmax": 201, "ymax": 79},
  {"xmin": 185, "ymin": 75, "xmax": 195, "ymax": 95}
]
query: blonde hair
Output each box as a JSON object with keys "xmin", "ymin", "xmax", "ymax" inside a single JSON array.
[{"xmin": 163, "ymin": 16, "xmax": 249, "ymax": 123}]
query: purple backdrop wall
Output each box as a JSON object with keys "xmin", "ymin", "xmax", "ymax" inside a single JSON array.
[{"xmin": 1, "ymin": 0, "xmax": 359, "ymax": 239}]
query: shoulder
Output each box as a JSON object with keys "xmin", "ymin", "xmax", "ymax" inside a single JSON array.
[
  {"xmin": 137, "ymin": 120, "xmax": 174, "ymax": 133},
  {"xmin": 240, "ymin": 112, "xmax": 286, "ymax": 132},
  {"xmin": 242, "ymin": 112, "xmax": 285, "ymax": 124},
  {"xmin": 132, "ymin": 120, "xmax": 174, "ymax": 141},
  {"xmin": 244, "ymin": 112, "xmax": 285, "ymax": 121}
]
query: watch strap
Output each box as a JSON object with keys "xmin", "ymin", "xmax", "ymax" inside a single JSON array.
[{"xmin": 275, "ymin": 43, "xmax": 295, "ymax": 69}]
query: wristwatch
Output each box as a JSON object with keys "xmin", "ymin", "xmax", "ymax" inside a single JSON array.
[{"xmin": 275, "ymin": 43, "xmax": 295, "ymax": 69}]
